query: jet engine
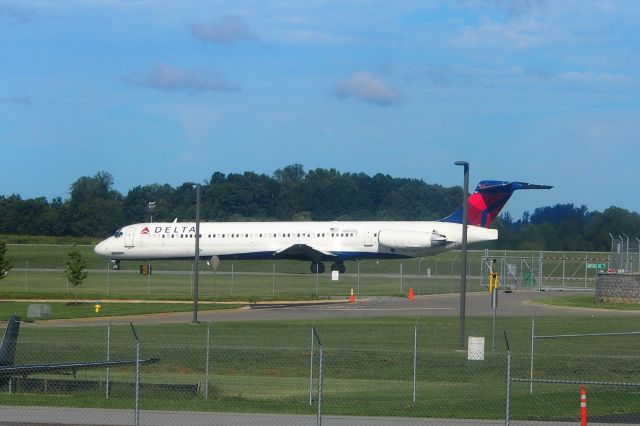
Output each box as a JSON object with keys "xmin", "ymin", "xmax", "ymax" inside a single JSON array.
[{"xmin": 378, "ymin": 230, "xmax": 447, "ymax": 250}]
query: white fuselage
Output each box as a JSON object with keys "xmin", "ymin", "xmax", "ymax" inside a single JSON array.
[{"xmin": 94, "ymin": 220, "xmax": 498, "ymax": 262}]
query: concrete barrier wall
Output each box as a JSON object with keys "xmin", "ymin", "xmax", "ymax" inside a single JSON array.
[{"xmin": 596, "ymin": 273, "xmax": 640, "ymax": 303}]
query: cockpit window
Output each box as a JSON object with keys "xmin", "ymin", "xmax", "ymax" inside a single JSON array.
[{"xmin": 113, "ymin": 229, "xmax": 124, "ymax": 238}]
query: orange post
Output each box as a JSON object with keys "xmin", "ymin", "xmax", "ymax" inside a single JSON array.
[
  {"xmin": 349, "ymin": 288, "xmax": 355, "ymax": 304},
  {"xmin": 580, "ymin": 385, "xmax": 587, "ymax": 426},
  {"xmin": 408, "ymin": 288, "xmax": 414, "ymax": 301}
]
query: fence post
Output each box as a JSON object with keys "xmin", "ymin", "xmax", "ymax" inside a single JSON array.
[
  {"xmin": 538, "ymin": 251, "xmax": 543, "ymax": 291},
  {"xmin": 24, "ymin": 261, "xmax": 28, "ymax": 292},
  {"xmin": 317, "ymin": 344, "xmax": 324, "ymax": 426},
  {"xmin": 400, "ymin": 262, "xmax": 403, "ymax": 295},
  {"xmin": 130, "ymin": 323, "xmax": 141, "ymax": 426},
  {"xmin": 505, "ymin": 348, "xmax": 512, "ymax": 426},
  {"xmin": 309, "ymin": 322, "xmax": 315, "ymax": 406},
  {"xmin": 272, "ymin": 262, "xmax": 275, "ymax": 297},
  {"xmin": 312, "ymin": 326, "xmax": 324, "ymax": 426},
  {"xmin": 231, "ymin": 263, "xmax": 234, "ymax": 296},
  {"xmin": 412, "ymin": 322, "xmax": 417, "ymax": 403},
  {"xmin": 529, "ymin": 316, "xmax": 535, "ymax": 394},
  {"xmin": 357, "ymin": 260, "xmax": 360, "ymax": 295},
  {"xmin": 105, "ymin": 317, "xmax": 112, "ymax": 399},
  {"xmin": 584, "ymin": 252, "xmax": 588, "ymax": 289},
  {"xmin": 205, "ymin": 321, "xmax": 212, "ymax": 400}
]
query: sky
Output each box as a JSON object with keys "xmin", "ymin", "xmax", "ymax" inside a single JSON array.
[{"xmin": 1, "ymin": 0, "xmax": 639, "ymax": 219}]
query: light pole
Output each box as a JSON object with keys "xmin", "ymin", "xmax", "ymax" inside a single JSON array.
[
  {"xmin": 184, "ymin": 182, "xmax": 201, "ymax": 324},
  {"xmin": 455, "ymin": 161, "xmax": 469, "ymax": 350}
]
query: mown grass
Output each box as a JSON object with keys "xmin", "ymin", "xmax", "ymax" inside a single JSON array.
[
  {"xmin": 1, "ymin": 316, "xmax": 639, "ymax": 420},
  {"xmin": 0, "ymin": 300, "xmax": 243, "ymax": 320},
  {"xmin": 540, "ymin": 294, "xmax": 640, "ymax": 310}
]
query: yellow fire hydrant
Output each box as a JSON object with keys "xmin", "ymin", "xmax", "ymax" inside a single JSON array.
[{"xmin": 95, "ymin": 303, "xmax": 101, "ymax": 313}]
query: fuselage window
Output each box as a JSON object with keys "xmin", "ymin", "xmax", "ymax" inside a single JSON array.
[
  {"xmin": 245, "ymin": 234, "xmax": 248, "ymax": 238},
  {"xmin": 260, "ymin": 234, "xmax": 263, "ymax": 237},
  {"xmin": 222, "ymin": 234, "xmax": 225, "ymax": 238}
]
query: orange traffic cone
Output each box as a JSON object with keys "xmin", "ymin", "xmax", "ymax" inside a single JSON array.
[
  {"xmin": 349, "ymin": 288, "xmax": 355, "ymax": 304},
  {"xmin": 409, "ymin": 288, "xmax": 414, "ymax": 301},
  {"xmin": 580, "ymin": 385, "xmax": 587, "ymax": 426}
]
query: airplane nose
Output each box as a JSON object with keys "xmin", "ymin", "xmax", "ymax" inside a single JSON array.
[{"xmin": 94, "ymin": 240, "xmax": 109, "ymax": 257}]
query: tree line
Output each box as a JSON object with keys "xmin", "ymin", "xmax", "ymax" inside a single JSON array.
[{"xmin": 1, "ymin": 165, "xmax": 638, "ymax": 251}]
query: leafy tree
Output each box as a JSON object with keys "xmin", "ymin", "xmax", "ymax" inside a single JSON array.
[
  {"xmin": 65, "ymin": 246, "xmax": 87, "ymax": 303},
  {"xmin": 0, "ymin": 242, "xmax": 12, "ymax": 279},
  {"xmin": 68, "ymin": 171, "xmax": 124, "ymax": 236}
]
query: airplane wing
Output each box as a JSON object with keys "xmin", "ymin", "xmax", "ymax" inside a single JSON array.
[
  {"xmin": 274, "ymin": 244, "xmax": 338, "ymax": 261},
  {"xmin": 0, "ymin": 358, "xmax": 159, "ymax": 377}
]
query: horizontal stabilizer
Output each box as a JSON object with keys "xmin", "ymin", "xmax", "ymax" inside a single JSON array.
[{"xmin": 475, "ymin": 181, "xmax": 553, "ymax": 193}]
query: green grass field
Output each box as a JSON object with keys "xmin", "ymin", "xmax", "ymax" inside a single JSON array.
[
  {"xmin": 539, "ymin": 294, "xmax": 640, "ymax": 310},
  {"xmin": 0, "ymin": 300, "xmax": 243, "ymax": 320},
  {"xmin": 2, "ymin": 316, "xmax": 640, "ymax": 421},
  {"xmin": 1, "ymin": 244, "xmax": 606, "ymax": 301}
]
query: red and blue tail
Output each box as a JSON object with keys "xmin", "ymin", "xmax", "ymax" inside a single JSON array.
[{"xmin": 440, "ymin": 181, "xmax": 552, "ymax": 228}]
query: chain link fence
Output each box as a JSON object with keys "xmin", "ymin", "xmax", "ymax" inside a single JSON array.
[
  {"xmin": 2, "ymin": 317, "xmax": 640, "ymax": 425},
  {"xmin": 3, "ymin": 246, "xmax": 629, "ymax": 300}
]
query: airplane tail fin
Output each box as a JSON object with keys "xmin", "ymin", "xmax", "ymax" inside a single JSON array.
[
  {"xmin": 0, "ymin": 315, "xmax": 20, "ymax": 367},
  {"xmin": 440, "ymin": 181, "xmax": 552, "ymax": 228}
]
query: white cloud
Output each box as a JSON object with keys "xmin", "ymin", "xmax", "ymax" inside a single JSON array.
[
  {"xmin": 126, "ymin": 64, "xmax": 241, "ymax": 94},
  {"xmin": 191, "ymin": 15, "xmax": 256, "ymax": 44},
  {"xmin": 334, "ymin": 72, "xmax": 401, "ymax": 106},
  {"xmin": 451, "ymin": 18, "xmax": 544, "ymax": 50}
]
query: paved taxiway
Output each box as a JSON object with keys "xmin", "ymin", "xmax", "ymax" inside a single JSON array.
[{"xmin": 37, "ymin": 289, "xmax": 640, "ymax": 328}]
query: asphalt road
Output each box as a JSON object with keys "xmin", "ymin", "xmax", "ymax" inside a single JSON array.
[
  {"xmin": 0, "ymin": 405, "xmax": 626, "ymax": 426},
  {"xmin": 35, "ymin": 289, "xmax": 640, "ymax": 328}
]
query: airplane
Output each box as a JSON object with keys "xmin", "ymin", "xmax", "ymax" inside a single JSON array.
[
  {"xmin": 94, "ymin": 180, "xmax": 551, "ymax": 274},
  {"xmin": 0, "ymin": 314, "xmax": 158, "ymax": 382}
]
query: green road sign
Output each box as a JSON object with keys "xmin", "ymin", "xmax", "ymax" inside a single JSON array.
[{"xmin": 587, "ymin": 263, "xmax": 606, "ymax": 269}]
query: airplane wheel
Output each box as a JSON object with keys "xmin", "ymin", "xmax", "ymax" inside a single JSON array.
[
  {"xmin": 331, "ymin": 262, "xmax": 346, "ymax": 274},
  {"xmin": 311, "ymin": 262, "xmax": 325, "ymax": 274}
]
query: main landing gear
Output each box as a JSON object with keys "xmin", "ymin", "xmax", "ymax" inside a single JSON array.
[
  {"xmin": 311, "ymin": 261, "xmax": 326, "ymax": 274},
  {"xmin": 331, "ymin": 261, "xmax": 346, "ymax": 274},
  {"xmin": 310, "ymin": 261, "xmax": 346, "ymax": 274}
]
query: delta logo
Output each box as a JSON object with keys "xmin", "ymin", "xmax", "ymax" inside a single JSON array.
[{"xmin": 140, "ymin": 227, "xmax": 150, "ymax": 234}]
